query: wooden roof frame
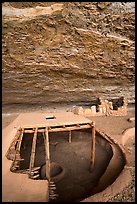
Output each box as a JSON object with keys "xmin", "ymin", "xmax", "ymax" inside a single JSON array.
[
  {"xmin": 4, "ymin": 112, "xmax": 114, "ymax": 201},
  {"xmin": 6, "ymin": 120, "xmax": 95, "ymax": 179}
]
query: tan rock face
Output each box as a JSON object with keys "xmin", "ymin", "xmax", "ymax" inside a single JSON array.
[{"xmin": 2, "ymin": 2, "xmax": 135, "ymax": 108}]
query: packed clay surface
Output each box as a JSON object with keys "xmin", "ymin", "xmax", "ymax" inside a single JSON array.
[{"xmin": 2, "ymin": 105, "xmax": 135, "ymax": 202}]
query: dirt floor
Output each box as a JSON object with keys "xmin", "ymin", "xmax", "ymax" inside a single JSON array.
[{"xmin": 2, "ymin": 105, "xmax": 135, "ymax": 202}]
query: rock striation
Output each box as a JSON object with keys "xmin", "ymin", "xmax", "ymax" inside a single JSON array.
[{"xmin": 2, "ymin": 2, "xmax": 135, "ymax": 108}]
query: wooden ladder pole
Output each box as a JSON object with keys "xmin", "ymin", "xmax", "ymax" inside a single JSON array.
[
  {"xmin": 29, "ymin": 128, "xmax": 38, "ymax": 177},
  {"xmin": 46, "ymin": 127, "xmax": 51, "ymax": 181},
  {"xmin": 90, "ymin": 121, "xmax": 96, "ymax": 172},
  {"xmin": 43, "ymin": 128, "xmax": 51, "ymax": 201},
  {"xmin": 45, "ymin": 127, "xmax": 51, "ymax": 181},
  {"xmin": 69, "ymin": 130, "xmax": 72, "ymax": 143}
]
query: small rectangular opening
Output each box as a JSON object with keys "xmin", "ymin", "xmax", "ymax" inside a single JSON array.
[{"xmin": 45, "ymin": 116, "xmax": 56, "ymax": 120}]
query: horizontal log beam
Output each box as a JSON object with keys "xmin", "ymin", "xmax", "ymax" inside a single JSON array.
[
  {"xmin": 95, "ymin": 127, "xmax": 113, "ymax": 144},
  {"xmin": 49, "ymin": 124, "xmax": 91, "ymax": 132},
  {"xmin": 23, "ymin": 124, "xmax": 91, "ymax": 134}
]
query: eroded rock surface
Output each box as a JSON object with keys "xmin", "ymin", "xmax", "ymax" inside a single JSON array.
[{"xmin": 2, "ymin": 2, "xmax": 135, "ymax": 108}]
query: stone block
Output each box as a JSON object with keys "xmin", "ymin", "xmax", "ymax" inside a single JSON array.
[
  {"xmin": 97, "ymin": 105, "xmax": 103, "ymax": 113},
  {"xmin": 91, "ymin": 105, "xmax": 96, "ymax": 114},
  {"xmin": 128, "ymin": 117, "xmax": 135, "ymax": 122},
  {"xmin": 73, "ymin": 107, "xmax": 84, "ymax": 115},
  {"xmin": 108, "ymin": 102, "xmax": 113, "ymax": 110},
  {"xmin": 84, "ymin": 108, "xmax": 92, "ymax": 115},
  {"xmin": 102, "ymin": 106, "xmax": 106, "ymax": 114}
]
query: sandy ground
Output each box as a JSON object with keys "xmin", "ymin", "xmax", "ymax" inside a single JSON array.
[
  {"xmin": 86, "ymin": 108, "xmax": 135, "ymax": 202},
  {"xmin": 2, "ymin": 105, "xmax": 135, "ymax": 202}
]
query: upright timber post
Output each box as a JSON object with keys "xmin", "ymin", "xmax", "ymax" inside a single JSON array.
[
  {"xmin": 45, "ymin": 127, "xmax": 51, "ymax": 181},
  {"xmin": 29, "ymin": 128, "xmax": 38, "ymax": 177},
  {"xmin": 69, "ymin": 130, "xmax": 72, "ymax": 143},
  {"xmin": 10, "ymin": 128, "xmax": 24, "ymax": 171},
  {"xmin": 90, "ymin": 121, "xmax": 96, "ymax": 172}
]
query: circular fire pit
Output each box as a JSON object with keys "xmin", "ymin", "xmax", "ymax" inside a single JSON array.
[{"xmin": 40, "ymin": 162, "xmax": 65, "ymax": 183}]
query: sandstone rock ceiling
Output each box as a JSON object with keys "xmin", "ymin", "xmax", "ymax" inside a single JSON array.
[{"xmin": 2, "ymin": 2, "xmax": 135, "ymax": 107}]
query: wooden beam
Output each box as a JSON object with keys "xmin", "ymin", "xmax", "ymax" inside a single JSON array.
[
  {"xmin": 46, "ymin": 127, "xmax": 50, "ymax": 181},
  {"xmin": 13, "ymin": 128, "xmax": 24, "ymax": 163},
  {"xmin": 29, "ymin": 128, "xmax": 38, "ymax": 177},
  {"xmin": 95, "ymin": 127, "xmax": 113, "ymax": 144},
  {"xmin": 49, "ymin": 124, "xmax": 91, "ymax": 132},
  {"xmin": 90, "ymin": 121, "xmax": 96, "ymax": 172},
  {"xmin": 6, "ymin": 127, "xmax": 22, "ymax": 158},
  {"xmin": 69, "ymin": 131, "xmax": 72, "ymax": 143},
  {"xmin": 16, "ymin": 128, "xmax": 24, "ymax": 154},
  {"xmin": 24, "ymin": 130, "xmax": 35, "ymax": 134},
  {"xmin": 10, "ymin": 128, "xmax": 24, "ymax": 171},
  {"xmin": 23, "ymin": 124, "xmax": 91, "ymax": 134},
  {"xmin": 43, "ymin": 128, "xmax": 51, "ymax": 181}
]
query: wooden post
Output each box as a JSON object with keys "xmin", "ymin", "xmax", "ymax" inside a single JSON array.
[
  {"xmin": 45, "ymin": 127, "xmax": 51, "ymax": 181},
  {"xmin": 14, "ymin": 128, "xmax": 24, "ymax": 165},
  {"xmin": 16, "ymin": 128, "xmax": 24, "ymax": 154},
  {"xmin": 29, "ymin": 128, "xmax": 38, "ymax": 177},
  {"xmin": 95, "ymin": 127, "xmax": 113, "ymax": 144},
  {"xmin": 10, "ymin": 128, "xmax": 24, "ymax": 171},
  {"xmin": 90, "ymin": 121, "xmax": 96, "ymax": 172},
  {"xmin": 6, "ymin": 127, "xmax": 22, "ymax": 159},
  {"xmin": 69, "ymin": 130, "xmax": 72, "ymax": 143}
]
